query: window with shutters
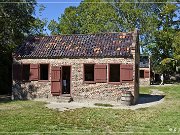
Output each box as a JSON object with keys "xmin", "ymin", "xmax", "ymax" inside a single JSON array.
[
  {"xmin": 140, "ymin": 70, "xmax": 144, "ymax": 78},
  {"xmin": 30, "ymin": 64, "xmax": 39, "ymax": 81},
  {"xmin": 109, "ymin": 64, "xmax": 120, "ymax": 82},
  {"xmin": 144, "ymin": 70, "xmax": 149, "ymax": 78},
  {"xmin": 120, "ymin": 64, "xmax": 133, "ymax": 82},
  {"xmin": 22, "ymin": 64, "xmax": 30, "ymax": 81},
  {"xmin": 84, "ymin": 64, "xmax": 94, "ymax": 83},
  {"xmin": 94, "ymin": 64, "xmax": 107, "ymax": 83},
  {"xmin": 40, "ymin": 64, "xmax": 49, "ymax": 80}
]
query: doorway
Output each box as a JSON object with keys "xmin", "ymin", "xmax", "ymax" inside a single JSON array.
[{"xmin": 62, "ymin": 66, "xmax": 71, "ymax": 95}]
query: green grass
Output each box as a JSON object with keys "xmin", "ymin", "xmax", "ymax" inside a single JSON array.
[
  {"xmin": 94, "ymin": 103, "xmax": 113, "ymax": 107},
  {"xmin": 0, "ymin": 85, "xmax": 180, "ymax": 134}
]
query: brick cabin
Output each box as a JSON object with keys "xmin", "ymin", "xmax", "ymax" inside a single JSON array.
[
  {"xmin": 139, "ymin": 55, "xmax": 150, "ymax": 85},
  {"xmin": 12, "ymin": 29, "xmax": 139, "ymax": 104}
]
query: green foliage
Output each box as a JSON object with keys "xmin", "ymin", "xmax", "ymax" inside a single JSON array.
[
  {"xmin": 59, "ymin": 6, "xmax": 79, "ymax": 34},
  {"xmin": 49, "ymin": 0, "xmax": 163, "ymax": 39},
  {"xmin": 48, "ymin": 6, "xmax": 79, "ymax": 35},
  {"xmin": 30, "ymin": 18, "xmax": 48, "ymax": 36},
  {"xmin": 77, "ymin": 0, "xmax": 118, "ymax": 34},
  {"xmin": 48, "ymin": 0, "xmax": 179, "ymax": 75},
  {"xmin": 48, "ymin": 0, "xmax": 118, "ymax": 35},
  {"xmin": 48, "ymin": 19, "xmax": 59, "ymax": 35},
  {"xmin": 30, "ymin": 4, "xmax": 48, "ymax": 36},
  {"xmin": 172, "ymin": 31, "xmax": 180, "ymax": 60},
  {"xmin": 0, "ymin": 0, "xmax": 36, "ymax": 51},
  {"xmin": 150, "ymin": 3, "xmax": 179, "ymax": 74},
  {"xmin": 0, "ymin": 0, "xmax": 46, "ymax": 94}
]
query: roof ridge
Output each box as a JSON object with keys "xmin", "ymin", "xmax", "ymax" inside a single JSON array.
[{"xmin": 34, "ymin": 31, "xmax": 134, "ymax": 38}]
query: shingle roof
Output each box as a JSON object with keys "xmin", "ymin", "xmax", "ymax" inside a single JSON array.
[{"xmin": 16, "ymin": 32, "xmax": 135, "ymax": 58}]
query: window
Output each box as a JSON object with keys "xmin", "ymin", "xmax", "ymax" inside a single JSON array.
[
  {"xmin": 40, "ymin": 64, "xmax": 49, "ymax": 80},
  {"xmin": 22, "ymin": 64, "xmax": 30, "ymax": 81},
  {"xmin": 84, "ymin": 64, "xmax": 94, "ymax": 82},
  {"xmin": 140, "ymin": 70, "xmax": 144, "ymax": 78},
  {"xmin": 109, "ymin": 64, "xmax": 120, "ymax": 82},
  {"xmin": 13, "ymin": 64, "xmax": 21, "ymax": 81}
]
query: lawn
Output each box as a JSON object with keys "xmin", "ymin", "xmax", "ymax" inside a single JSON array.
[{"xmin": 0, "ymin": 85, "xmax": 180, "ymax": 134}]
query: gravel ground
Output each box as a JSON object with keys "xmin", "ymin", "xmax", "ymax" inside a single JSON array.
[{"xmin": 45, "ymin": 89, "xmax": 165, "ymax": 111}]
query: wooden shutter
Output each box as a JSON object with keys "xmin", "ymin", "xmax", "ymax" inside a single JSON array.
[
  {"xmin": 94, "ymin": 64, "xmax": 107, "ymax": 83},
  {"xmin": 51, "ymin": 66, "xmax": 61, "ymax": 96},
  {"xmin": 120, "ymin": 64, "xmax": 133, "ymax": 82},
  {"xmin": 144, "ymin": 70, "xmax": 149, "ymax": 78},
  {"xmin": 12, "ymin": 64, "xmax": 22, "ymax": 81},
  {"xmin": 30, "ymin": 64, "xmax": 39, "ymax": 81}
]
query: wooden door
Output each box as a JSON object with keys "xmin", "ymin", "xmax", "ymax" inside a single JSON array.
[{"xmin": 51, "ymin": 66, "xmax": 61, "ymax": 96}]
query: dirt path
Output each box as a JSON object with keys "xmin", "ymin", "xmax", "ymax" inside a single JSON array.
[
  {"xmin": 45, "ymin": 89, "xmax": 165, "ymax": 111},
  {"xmin": 46, "ymin": 98, "xmax": 164, "ymax": 111}
]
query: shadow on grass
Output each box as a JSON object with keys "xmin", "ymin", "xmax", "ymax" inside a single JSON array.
[{"xmin": 137, "ymin": 94, "xmax": 165, "ymax": 104}]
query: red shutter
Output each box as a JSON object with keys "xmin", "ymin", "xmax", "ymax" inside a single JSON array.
[
  {"xmin": 94, "ymin": 64, "xmax": 107, "ymax": 83},
  {"xmin": 51, "ymin": 66, "xmax": 61, "ymax": 96},
  {"xmin": 144, "ymin": 70, "xmax": 149, "ymax": 78},
  {"xmin": 12, "ymin": 64, "xmax": 22, "ymax": 81},
  {"xmin": 30, "ymin": 64, "xmax": 39, "ymax": 81},
  {"xmin": 120, "ymin": 64, "xmax": 133, "ymax": 82}
]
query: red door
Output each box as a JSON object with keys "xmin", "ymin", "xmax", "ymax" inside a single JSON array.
[{"xmin": 51, "ymin": 66, "xmax": 61, "ymax": 96}]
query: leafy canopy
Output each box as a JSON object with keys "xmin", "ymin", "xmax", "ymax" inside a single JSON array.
[
  {"xmin": 0, "ymin": 0, "xmax": 47, "ymax": 94},
  {"xmin": 0, "ymin": 0, "xmax": 37, "ymax": 52},
  {"xmin": 48, "ymin": 0, "xmax": 179, "ymax": 74}
]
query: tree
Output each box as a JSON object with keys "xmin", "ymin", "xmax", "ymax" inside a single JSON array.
[
  {"xmin": 0, "ymin": 0, "xmax": 37, "ymax": 94},
  {"xmin": 49, "ymin": 0, "xmax": 179, "ymax": 76},
  {"xmin": 173, "ymin": 31, "xmax": 180, "ymax": 60},
  {"xmin": 48, "ymin": 0, "xmax": 118, "ymax": 35},
  {"xmin": 48, "ymin": 6, "xmax": 79, "ymax": 35},
  {"xmin": 150, "ymin": 3, "xmax": 180, "ymax": 74},
  {"xmin": 0, "ymin": 0, "xmax": 36, "ymax": 52},
  {"xmin": 30, "ymin": 4, "xmax": 48, "ymax": 36},
  {"xmin": 48, "ymin": 19, "xmax": 59, "ymax": 35},
  {"xmin": 48, "ymin": 0, "xmax": 164, "ymax": 49},
  {"xmin": 59, "ymin": 6, "xmax": 80, "ymax": 34},
  {"xmin": 77, "ymin": 0, "xmax": 118, "ymax": 34}
]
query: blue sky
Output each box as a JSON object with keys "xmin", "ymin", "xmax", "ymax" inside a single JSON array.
[{"xmin": 35, "ymin": 0, "xmax": 81, "ymax": 34}]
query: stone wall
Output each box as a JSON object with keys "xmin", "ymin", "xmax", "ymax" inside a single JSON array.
[
  {"xmin": 139, "ymin": 67, "xmax": 150, "ymax": 86},
  {"xmin": 139, "ymin": 78, "xmax": 150, "ymax": 86},
  {"xmin": 12, "ymin": 57, "xmax": 136, "ymax": 102},
  {"xmin": 12, "ymin": 81, "xmax": 50, "ymax": 100}
]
